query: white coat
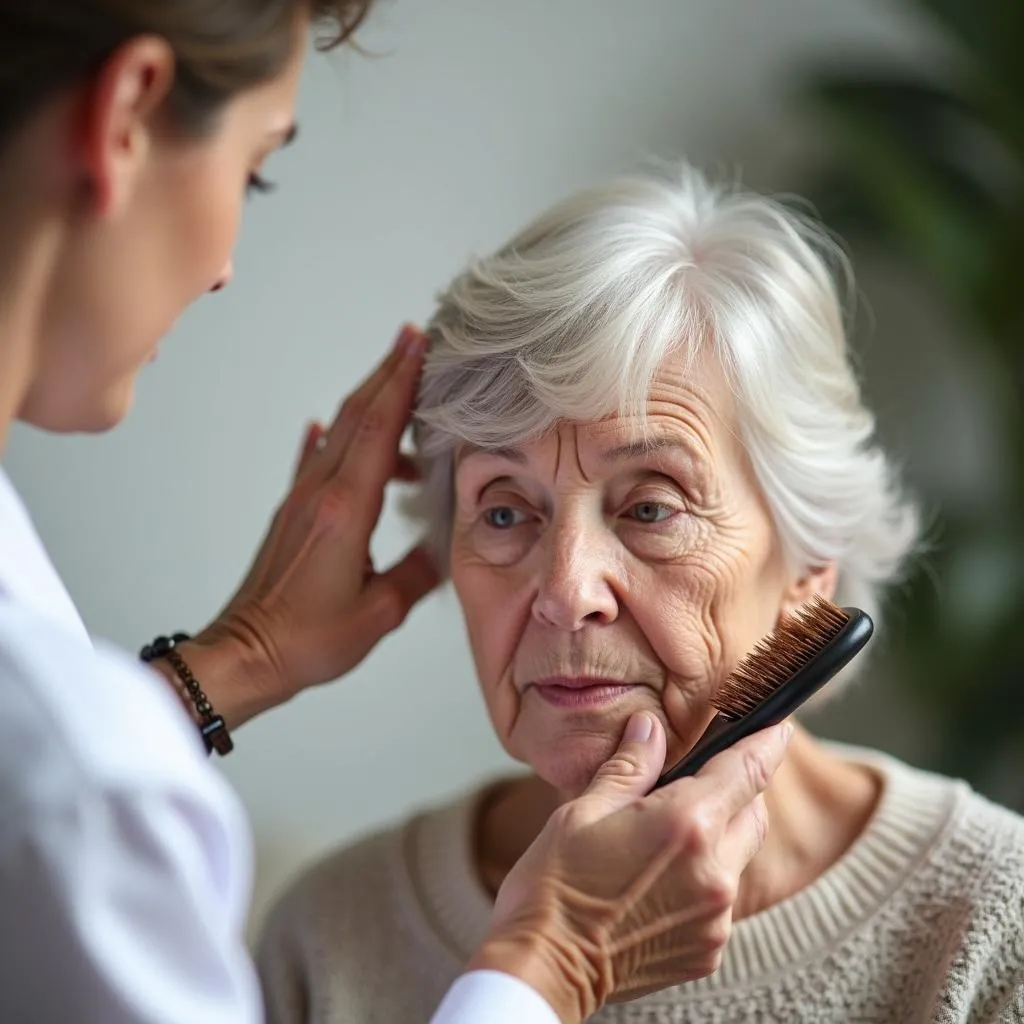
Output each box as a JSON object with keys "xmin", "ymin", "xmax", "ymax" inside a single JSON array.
[{"xmin": 0, "ymin": 469, "xmax": 555, "ymax": 1024}]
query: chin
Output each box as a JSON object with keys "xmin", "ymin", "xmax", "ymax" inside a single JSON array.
[
  {"xmin": 71, "ymin": 376, "xmax": 138, "ymax": 433},
  {"xmin": 19, "ymin": 380, "xmax": 135, "ymax": 434},
  {"xmin": 89, "ymin": 394, "xmax": 134, "ymax": 432},
  {"xmin": 511, "ymin": 693, "xmax": 670, "ymax": 800},
  {"xmin": 527, "ymin": 731, "xmax": 624, "ymax": 800}
]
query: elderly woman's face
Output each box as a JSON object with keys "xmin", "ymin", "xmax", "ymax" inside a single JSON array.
[{"xmin": 450, "ymin": 353, "xmax": 813, "ymax": 797}]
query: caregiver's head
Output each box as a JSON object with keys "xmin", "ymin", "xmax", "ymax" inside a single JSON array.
[
  {"xmin": 413, "ymin": 164, "xmax": 919, "ymax": 798},
  {"xmin": 0, "ymin": 0, "xmax": 369, "ymax": 433}
]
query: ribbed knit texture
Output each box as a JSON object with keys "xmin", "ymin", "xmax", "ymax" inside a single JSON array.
[{"xmin": 258, "ymin": 750, "xmax": 1024, "ymax": 1023}]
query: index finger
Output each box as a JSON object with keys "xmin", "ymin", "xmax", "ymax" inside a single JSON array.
[
  {"xmin": 316, "ymin": 329, "xmax": 412, "ymax": 475},
  {"xmin": 331, "ymin": 331, "xmax": 428, "ymax": 528},
  {"xmin": 652, "ymin": 722, "xmax": 792, "ymax": 824}
]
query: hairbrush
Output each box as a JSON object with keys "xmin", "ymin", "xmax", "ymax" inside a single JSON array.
[{"xmin": 654, "ymin": 596, "xmax": 873, "ymax": 788}]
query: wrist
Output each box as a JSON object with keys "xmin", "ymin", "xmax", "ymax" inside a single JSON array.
[
  {"xmin": 150, "ymin": 628, "xmax": 282, "ymax": 730},
  {"xmin": 468, "ymin": 926, "xmax": 594, "ymax": 1024}
]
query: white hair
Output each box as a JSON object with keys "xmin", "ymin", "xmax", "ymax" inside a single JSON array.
[{"xmin": 410, "ymin": 162, "xmax": 919, "ymax": 677}]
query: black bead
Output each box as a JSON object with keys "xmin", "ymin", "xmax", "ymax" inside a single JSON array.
[
  {"xmin": 201, "ymin": 717, "xmax": 234, "ymax": 757},
  {"xmin": 139, "ymin": 632, "xmax": 191, "ymax": 662},
  {"xmin": 196, "ymin": 700, "xmax": 213, "ymax": 716}
]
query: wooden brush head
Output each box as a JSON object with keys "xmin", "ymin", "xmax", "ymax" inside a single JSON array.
[{"xmin": 712, "ymin": 595, "xmax": 850, "ymax": 721}]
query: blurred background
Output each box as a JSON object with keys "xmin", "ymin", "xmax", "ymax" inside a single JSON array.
[{"xmin": 5, "ymin": 0, "xmax": 1021, "ymax": 939}]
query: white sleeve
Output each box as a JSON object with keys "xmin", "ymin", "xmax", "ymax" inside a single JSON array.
[
  {"xmin": 0, "ymin": 608, "xmax": 261, "ymax": 1024},
  {"xmin": 430, "ymin": 971, "xmax": 560, "ymax": 1024}
]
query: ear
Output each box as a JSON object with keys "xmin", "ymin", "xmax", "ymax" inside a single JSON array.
[
  {"xmin": 778, "ymin": 562, "xmax": 838, "ymax": 620},
  {"xmin": 75, "ymin": 36, "xmax": 177, "ymax": 218}
]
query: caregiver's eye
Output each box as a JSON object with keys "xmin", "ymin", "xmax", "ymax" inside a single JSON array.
[
  {"xmin": 628, "ymin": 501, "xmax": 675, "ymax": 524},
  {"xmin": 246, "ymin": 172, "xmax": 277, "ymax": 199},
  {"xmin": 484, "ymin": 506, "xmax": 529, "ymax": 529}
]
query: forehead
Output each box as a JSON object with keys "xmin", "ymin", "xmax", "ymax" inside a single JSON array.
[
  {"xmin": 456, "ymin": 347, "xmax": 738, "ymax": 466},
  {"xmin": 586, "ymin": 351, "xmax": 734, "ymax": 445}
]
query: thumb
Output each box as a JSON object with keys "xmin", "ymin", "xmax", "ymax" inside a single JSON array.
[
  {"xmin": 580, "ymin": 712, "xmax": 666, "ymax": 817},
  {"xmin": 343, "ymin": 546, "xmax": 442, "ymax": 666}
]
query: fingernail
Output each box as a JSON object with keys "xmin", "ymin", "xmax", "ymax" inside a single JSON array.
[
  {"xmin": 781, "ymin": 721, "xmax": 795, "ymax": 744},
  {"xmin": 404, "ymin": 329, "xmax": 428, "ymax": 360},
  {"xmin": 394, "ymin": 324, "xmax": 418, "ymax": 353},
  {"xmin": 624, "ymin": 712, "xmax": 653, "ymax": 744}
]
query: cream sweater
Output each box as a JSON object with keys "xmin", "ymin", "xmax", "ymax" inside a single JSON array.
[{"xmin": 258, "ymin": 750, "xmax": 1024, "ymax": 1023}]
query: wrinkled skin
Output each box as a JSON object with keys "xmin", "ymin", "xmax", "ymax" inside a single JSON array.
[{"xmin": 450, "ymin": 352, "xmax": 830, "ymax": 798}]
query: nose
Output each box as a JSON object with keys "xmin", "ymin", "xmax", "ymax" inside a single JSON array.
[
  {"xmin": 210, "ymin": 258, "xmax": 234, "ymax": 293},
  {"xmin": 531, "ymin": 519, "xmax": 620, "ymax": 631}
]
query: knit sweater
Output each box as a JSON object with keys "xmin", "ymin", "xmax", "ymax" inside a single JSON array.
[{"xmin": 257, "ymin": 750, "xmax": 1024, "ymax": 1023}]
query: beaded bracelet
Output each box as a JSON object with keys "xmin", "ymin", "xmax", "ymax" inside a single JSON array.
[{"xmin": 140, "ymin": 633, "xmax": 234, "ymax": 757}]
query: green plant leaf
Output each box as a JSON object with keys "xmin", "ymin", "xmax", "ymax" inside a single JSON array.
[
  {"xmin": 807, "ymin": 73, "xmax": 1010, "ymax": 214},
  {"xmin": 809, "ymin": 100, "xmax": 992, "ymax": 302},
  {"xmin": 915, "ymin": 0, "xmax": 1024, "ymax": 160}
]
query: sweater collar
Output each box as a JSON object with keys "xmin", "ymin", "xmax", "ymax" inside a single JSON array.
[{"xmin": 411, "ymin": 747, "xmax": 962, "ymax": 996}]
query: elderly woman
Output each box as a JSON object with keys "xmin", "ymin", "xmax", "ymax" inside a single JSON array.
[{"xmin": 258, "ymin": 164, "xmax": 1024, "ymax": 1023}]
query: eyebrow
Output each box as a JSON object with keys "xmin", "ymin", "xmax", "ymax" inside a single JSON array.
[
  {"xmin": 457, "ymin": 437, "xmax": 692, "ymax": 466},
  {"xmin": 598, "ymin": 437, "xmax": 692, "ymax": 462},
  {"xmin": 458, "ymin": 445, "xmax": 527, "ymax": 466}
]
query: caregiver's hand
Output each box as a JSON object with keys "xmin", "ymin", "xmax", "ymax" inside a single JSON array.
[
  {"xmin": 164, "ymin": 325, "xmax": 439, "ymax": 727},
  {"xmin": 471, "ymin": 713, "xmax": 792, "ymax": 1024}
]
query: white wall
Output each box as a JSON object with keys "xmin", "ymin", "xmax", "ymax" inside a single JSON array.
[{"xmin": 5, "ymin": 0, "xmax": 944, "ymax": 936}]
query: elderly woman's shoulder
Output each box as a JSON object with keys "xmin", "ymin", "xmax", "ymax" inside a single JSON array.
[
  {"xmin": 891, "ymin": 758, "xmax": 1024, "ymax": 1019},
  {"xmin": 873, "ymin": 749, "xmax": 1024, "ymax": 893},
  {"xmin": 934, "ymin": 770, "xmax": 1024, "ymax": 888},
  {"xmin": 256, "ymin": 786, "xmax": 483, "ymax": 1024},
  {"xmin": 259, "ymin": 787, "xmax": 472, "ymax": 943},
  {"xmin": 945, "ymin": 786, "xmax": 1024, "ymax": 1019}
]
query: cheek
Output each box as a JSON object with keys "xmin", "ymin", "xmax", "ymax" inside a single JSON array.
[
  {"xmin": 627, "ymin": 519, "xmax": 786, "ymax": 748},
  {"xmin": 450, "ymin": 553, "xmax": 532, "ymax": 738},
  {"xmin": 178, "ymin": 169, "xmax": 242, "ymax": 294}
]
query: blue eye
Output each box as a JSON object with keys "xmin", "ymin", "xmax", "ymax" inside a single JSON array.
[
  {"xmin": 630, "ymin": 502, "xmax": 674, "ymax": 524},
  {"xmin": 485, "ymin": 507, "xmax": 527, "ymax": 529}
]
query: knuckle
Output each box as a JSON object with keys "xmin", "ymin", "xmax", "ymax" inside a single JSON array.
[
  {"xmin": 751, "ymin": 796, "xmax": 770, "ymax": 849},
  {"xmin": 596, "ymin": 753, "xmax": 643, "ymax": 781},
  {"xmin": 315, "ymin": 487, "xmax": 357, "ymax": 530},
  {"xmin": 355, "ymin": 404, "xmax": 388, "ymax": 442},
  {"xmin": 372, "ymin": 587, "xmax": 408, "ymax": 633},
  {"xmin": 703, "ymin": 869, "xmax": 738, "ymax": 914},
  {"xmin": 742, "ymin": 747, "xmax": 772, "ymax": 794},
  {"xmin": 550, "ymin": 801, "xmax": 589, "ymax": 835},
  {"xmin": 696, "ymin": 947, "xmax": 726, "ymax": 978},
  {"xmin": 670, "ymin": 809, "xmax": 715, "ymax": 857},
  {"xmin": 704, "ymin": 915, "xmax": 732, "ymax": 955}
]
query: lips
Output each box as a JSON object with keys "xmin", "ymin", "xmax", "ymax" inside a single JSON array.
[{"xmin": 528, "ymin": 676, "xmax": 638, "ymax": 710}]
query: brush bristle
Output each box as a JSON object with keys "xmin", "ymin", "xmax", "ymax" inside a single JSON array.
[{"xmin": 711, "ymin": 595, "xmax": 850, "ymax": 720}]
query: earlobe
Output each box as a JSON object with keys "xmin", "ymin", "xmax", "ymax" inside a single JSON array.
[
  {"xmin": 76, "ymin": 36, "xmax": 177, "ymax": 218},
  {"xmin": 778, "ymin": 562, "xmax": 838, "ymax": 620}
]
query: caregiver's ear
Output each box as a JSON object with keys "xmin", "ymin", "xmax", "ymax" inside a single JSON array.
[
  {"xmin": 77, "ymin": 36, "xmax": 176, "ymax": 218},
  {"xmin": 778, "ymin": 563, "xmax": 838, "ymax": 619}
]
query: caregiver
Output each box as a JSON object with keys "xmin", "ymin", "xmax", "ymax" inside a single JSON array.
[{"xmin": 0, "ymin": 2, "xmax": 792, "ymax": 1022}]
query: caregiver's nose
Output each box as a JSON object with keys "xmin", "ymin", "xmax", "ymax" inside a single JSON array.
[
  {"xmin": 531, "ymin": 524, "xmax": 619, "ymax": 630},
  {"xmin": 210, "ymin": 258, "xmax": 235, "ymax": 293}
]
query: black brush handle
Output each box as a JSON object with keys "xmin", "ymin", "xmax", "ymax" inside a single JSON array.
[{"xmin": 653, "ymin": 608, "xmax": 873, "ymax": 789}]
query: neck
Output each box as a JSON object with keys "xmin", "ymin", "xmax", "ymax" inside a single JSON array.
[
  {"xmin": 476, "ymin": 726, "xmax": 882, "ymax": 916},
  {"xmin": 0, "ymin": 127, "xmax": 65, "ymax": 454},
  {"xmin": 731, "ymin": 727, "xmax": 880, "ymax": 918}
]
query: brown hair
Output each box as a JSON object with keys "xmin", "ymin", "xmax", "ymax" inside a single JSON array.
[{"xmin": 0, "ymin": 0, "xmax": 372, "ymax": 148}]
